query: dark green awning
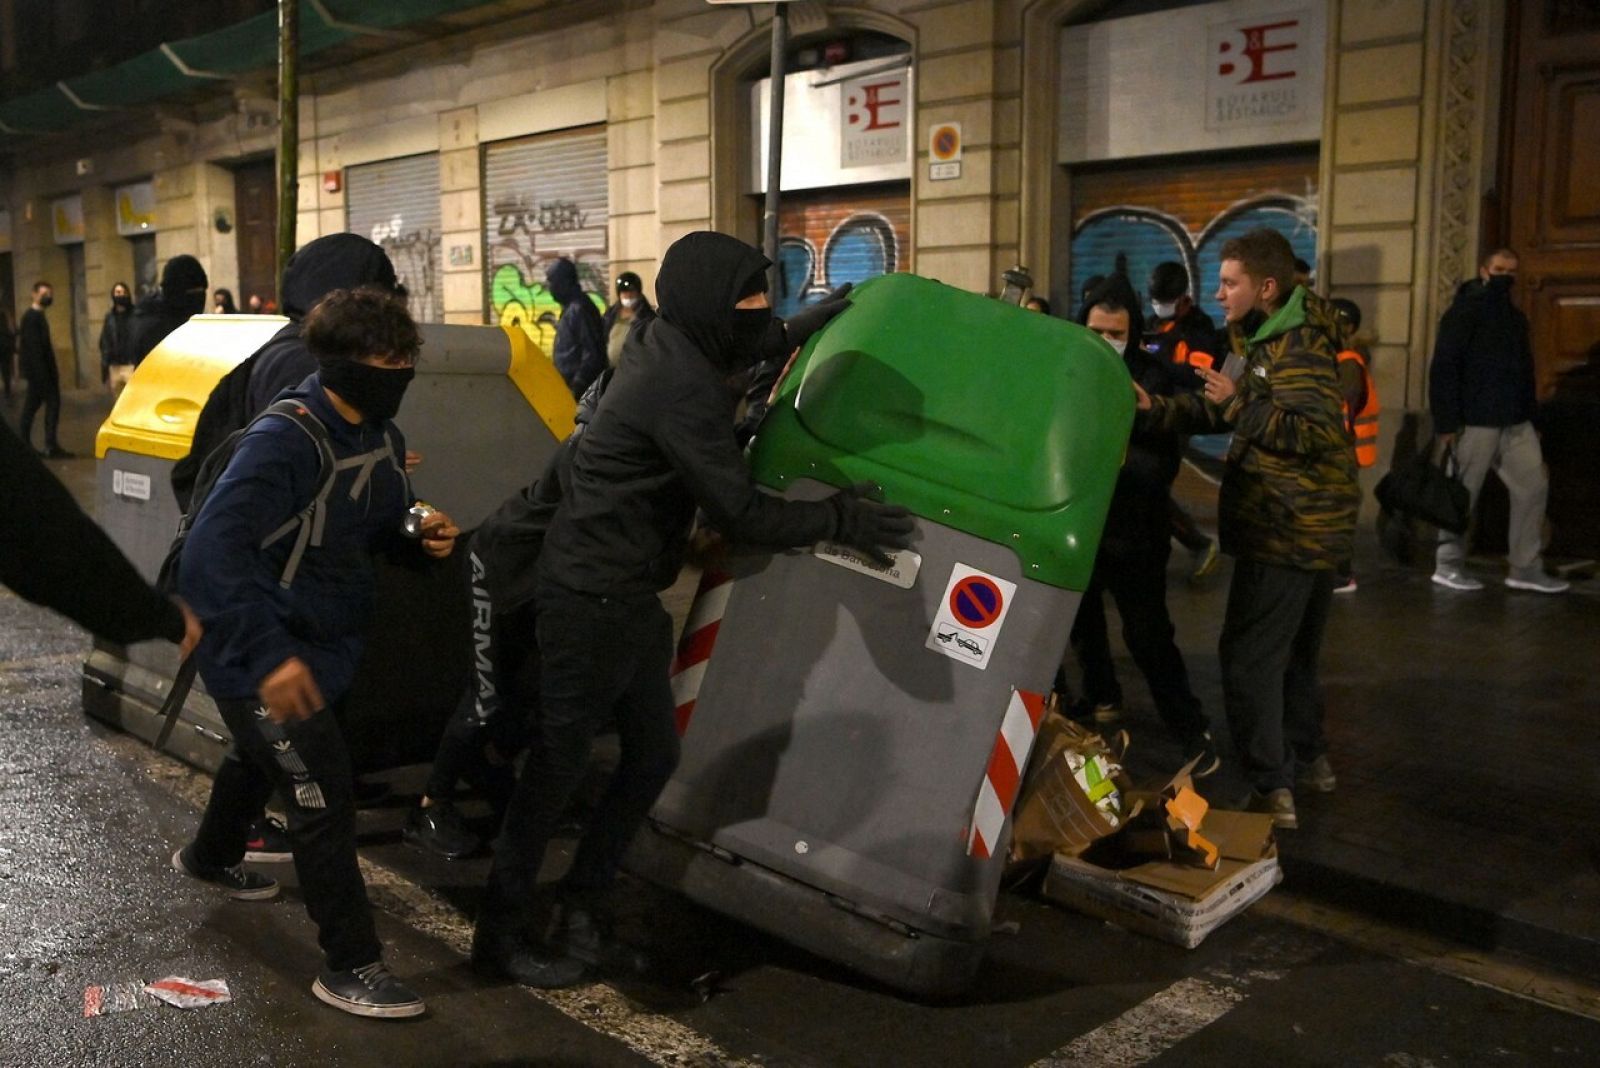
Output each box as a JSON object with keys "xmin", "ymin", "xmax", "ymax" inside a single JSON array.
[{"xmin": 0, "ymin": 0, "xmax": 504, "ymax": 138}]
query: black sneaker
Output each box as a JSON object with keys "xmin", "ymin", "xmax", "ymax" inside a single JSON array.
[
  {"xmin": 244, "ymin": 815, "xmax": 293, "ymax": 863},
  {"xmin": 471, "ymin": 923, "xmax": 589, "ymax": 989},
  {"xmin": 42, "ymin": 445, "xmax": 75, "ymax": 459},
  {"xmin": 403, "ymin": 801, "xmax": 480, "ymax": 860},
  {"xmin": 551, "ymin": 902, "xmax": 652, "ymax": 977},
  {"xmin": 171, "ymin": 846, "xmax": 279, "ymax": 901},
  {"xmin": 312, "ymin": 961, "xmax": 425, "ymax": 1019}
]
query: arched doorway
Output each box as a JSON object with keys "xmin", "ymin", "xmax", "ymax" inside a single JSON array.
[{"xmin": 711, "ymin": 15, "xmax": 915, "ymax": 316}]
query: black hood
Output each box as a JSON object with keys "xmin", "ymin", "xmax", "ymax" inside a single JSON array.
[
  {"xmin": 1077, "ymin": 272, "xmax": 1146, "ymax": 358},
  {"xmin": 545, "ymin": 257, "xmax": 585, "ymax": 306},
  {"xmin": 280, "ymin": 233, "xmax": 398, "ymax": 319},
  {"xmin": 655, "ymin": 231, "xmax": 770, "ymax": 373},
  {"xmin": 159, "ymin": 255, "xmax": 209, "ymax": 318}
]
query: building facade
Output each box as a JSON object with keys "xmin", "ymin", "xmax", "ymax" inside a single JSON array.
[{"xmin": 3, "ymin": 0, "xmax": 1591, "ymax": 522}]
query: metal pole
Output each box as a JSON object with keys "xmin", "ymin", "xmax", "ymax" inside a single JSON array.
[
  {"xmin": 762, "ymin": 4, "xmax": 788, "ymax": 296},
  {"xmin": 275, "ymin": 0, "xmax": 300, "ymax": 294}
]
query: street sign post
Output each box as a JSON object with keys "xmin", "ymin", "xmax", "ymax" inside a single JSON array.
[{"xmin": 707, "ymin": 2, "xmax": 802, "ymax": 293}]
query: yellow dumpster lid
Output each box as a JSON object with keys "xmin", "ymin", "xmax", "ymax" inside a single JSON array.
[{"xmin": 96, "ymin": 315, "xmax": 289, "ymax": 461}]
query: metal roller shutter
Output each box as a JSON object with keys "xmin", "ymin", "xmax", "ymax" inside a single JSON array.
[
  {"xmin": 482, "ymin": 126, "xmax": 609, "ymax": 354},
  {"xmin": 346, "ymin": 153, "xmax": 443, "ymax": 323},
  {"xmin": 773, "ymin": 183, "xmax": 911, "ymax": 320},
  {"xmin": 1066, "ymin": 150, "xmax": 1319, "ymax": 321}
]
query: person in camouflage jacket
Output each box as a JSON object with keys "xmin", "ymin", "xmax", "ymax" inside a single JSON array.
[{"xmin": 1135, "ymin": 228, "xmax": 1357, "ymax": 829}]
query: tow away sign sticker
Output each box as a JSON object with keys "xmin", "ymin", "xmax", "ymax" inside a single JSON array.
[{"xmin": 926, "ymin": 564, "xmax": 1016, "ymax": 670}]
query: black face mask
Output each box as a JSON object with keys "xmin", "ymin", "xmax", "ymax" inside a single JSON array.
[
  {"xmin": 113, "ymin": 295, "xmax": 132, "ymax": 310},
  {"xmin": 1486, "ymin": 274, "xmax": 1516, "ymax": 295},
  {"xmin": 725, "ymin": 307, "xmax": 773, "ymax": 366},
  {"xmin": 319, "ymin": 360, "xmax": 415, "ymax": 422},
  {"xmin": 38, "ymin": 295, "xmax": 53, "ymax": 308}
]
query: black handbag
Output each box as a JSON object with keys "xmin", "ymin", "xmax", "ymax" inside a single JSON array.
[{"xmin": 1375, "ymin": 441, "xmax": 1471, "ymax": 534}]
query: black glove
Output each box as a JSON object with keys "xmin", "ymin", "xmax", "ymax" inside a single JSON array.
[
  {"xmin": 782, "ymin": 283, "xmax": 854, "ymax": 352},
  {"xmin": 829, "ymin": 481, "xmax": 914, "ymax": 565}
]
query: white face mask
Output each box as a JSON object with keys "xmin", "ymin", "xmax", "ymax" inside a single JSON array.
[
  {"xmin": 620, "ymin": 295, "xmax": 638, "ymax": 308},
  {"xmin": 1101, "ymin": 336, "xmax": 1127, "ymax": 356},
  {"xmin": 1151, "ymin": 299, "xmax": 1179, "ymax": 320}
]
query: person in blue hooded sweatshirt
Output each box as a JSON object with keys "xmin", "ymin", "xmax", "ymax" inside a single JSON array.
[
  {"xmin": 545, "ymin": 256, "xmax": 606, "ymax": 399},
  {"xmin": 170, "ymin": 287, "xmax": 459, "ymax": 1020}
]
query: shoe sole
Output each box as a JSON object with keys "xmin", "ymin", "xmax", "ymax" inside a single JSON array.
[
  {"xmin": 311, "ymin": 977, "xmax": 425, "ymax": 1019},
  {"xmin": 1190, "ymin": 754, "xmax": 1222, "ymax": 779},
  {"xmin": 1091, "ymin": 706, "xmax": 1121, "ymax": 723},
  {"xmin": 1504, "ymin": 578, "xmax": 1569, "ymax": 593},
  {"xmin": 1431, "ymin": 573, "xmax": 1483, "ymax": 591},
  {"xmin": 1297, "ymin": 777, "xmax": 1337, "ymax": 794},
  {"xmin": 171, "ymin": 849, "xmax": 280, "ymax": 901}
]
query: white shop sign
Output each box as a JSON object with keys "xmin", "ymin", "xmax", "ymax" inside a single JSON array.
[
  {"xmin": 751, "ymin": 57, "xmax": 913, "ymax": 193},
  {"xmin": 1058, "ymin": 0, "xmax": 1324, "ymax": 164}
]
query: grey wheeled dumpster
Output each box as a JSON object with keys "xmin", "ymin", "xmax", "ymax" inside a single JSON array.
[
  {"xmin": 624, "ymin": 272, "xmax": 1134, "ymax": 996},
  {"xmin": 82, "ymin": 315, "xmax": 575, "ymax": 774}
]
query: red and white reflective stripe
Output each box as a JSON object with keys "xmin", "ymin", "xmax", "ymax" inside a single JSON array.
[
  {"xmin": 669, "ymin": 569, "xmax": 733, "ymax": 735},
  {"xmin": 968, "ymin": 688, "xmax": 1047, "ymax": 859}
]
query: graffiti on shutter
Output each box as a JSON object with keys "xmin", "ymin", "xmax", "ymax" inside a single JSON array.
[
  {"xmin": 1067, "ymin": 151, "xmax": 1318, "ymax": 321},
  {"xmin": 346, "ymin": 153, "xmax": 443, "ymax": 323},
  {"xmin": 483, "ymin": 127, "xmax": 609, "ymax": 355},
  {"xmin": 774, "ymin": 184, "xmax": 911, "ymax": 320}
]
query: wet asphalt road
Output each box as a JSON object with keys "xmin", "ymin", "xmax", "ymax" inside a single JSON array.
[{"xmin": 5, "ymin": 587, "xmax": 1600, "ymax": 1067}]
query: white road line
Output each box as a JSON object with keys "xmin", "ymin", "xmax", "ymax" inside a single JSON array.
[
  {"xmin": 102, "ymin": 732, "xmax": 758, "ymax": 1068},
  {"xmin": 1032, "ymin": 932, "xmax": 1328, "ymax": 1068}
]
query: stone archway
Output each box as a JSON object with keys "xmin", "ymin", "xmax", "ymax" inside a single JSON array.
[{"xmin": 708, "ymin": 5, "xmax": 918, "ymax": 244}]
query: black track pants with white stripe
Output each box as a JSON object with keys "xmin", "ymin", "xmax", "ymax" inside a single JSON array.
[{"xmin": 190, "ymin": 696, "xmax": 381, "ymax": 972}]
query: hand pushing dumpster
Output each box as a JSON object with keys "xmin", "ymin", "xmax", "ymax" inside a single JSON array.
[
  {"xmin": 83, "ymin": 315, "xmax": 576, "ymax": 775},
  {"xmin": 625, "ymin": 272, "xmax": 1133, "ymax": 996}
]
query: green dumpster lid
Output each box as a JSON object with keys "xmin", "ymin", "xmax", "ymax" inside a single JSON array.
[{"xmin": 749, "ymin": 273, "xmax": 1133, "ymax": 591}]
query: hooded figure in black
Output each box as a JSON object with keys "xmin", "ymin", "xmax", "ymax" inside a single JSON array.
[
  {"xmin": 1064, "ymin": 273, "xmax": 1211, "ymax": 763},
  {"xmin": 170, "ymin": 236, "xmax": 400, "ymax": 519},
  {"xmin": 472, "ymin": 231, "xmax": 914, "ymax": 989},
  {"xmin": 545, "ymin": 257, "xmax": 607, "ymax": 399},
  {"xmin": 128, "ymin": 255, "xmax": 209, "ymax": 366}
]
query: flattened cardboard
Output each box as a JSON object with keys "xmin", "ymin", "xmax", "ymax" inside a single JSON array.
[{"xmin": 1103, "ymin": 810, "xmax": 1277, "ymax": 900}]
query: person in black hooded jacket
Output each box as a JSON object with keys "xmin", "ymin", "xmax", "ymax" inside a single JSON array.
[
  {"xmin": 1063, "ymin": 274, "xmax": 1215, "ymax": 772},
  {"xmin": 545, "ymin": 257, "xmax": 607, "ymax": 399},
  {"xmin": 471, "ymin": 231, "xmax": 915, "ymax": 989},
  {"xmin": 170, "ymin": 235, "xmax": 403, "ymax": 513},
  {"xmin": 128, "ymin": 255, "xmax": 208, "ymax": 367}
]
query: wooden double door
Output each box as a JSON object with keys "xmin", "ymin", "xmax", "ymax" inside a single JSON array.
[{"xmin": 1501, "ymin": 0, "xmax": 1600, "ymax": 557}]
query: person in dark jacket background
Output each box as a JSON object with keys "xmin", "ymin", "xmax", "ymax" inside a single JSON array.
[
  {"xmin": 1428, "ymin": 247, "xmax": 1567, "ymax": 594},
  {"xmin": 545, "ymin": 257, "xmax": 606, "ymax": 399},
  {"xmin": 1063, "ymin": 274, "xmax": 1215, "ymax": 773},
  {"xmin": 246, "ymin": 234, "xmax": 401, "ymax": 414},
  {"xmin": 99, "ymin": 282, "xmax": 137, "ymax": 396},
  {"xmin": 171, "ymin": 234, "xmax": 403, "ymax": 514},
  {"xmin": 0, "ymin": 308, "xmax": 15, "ymax": 399},
  {"xmin": 18, "ymin": 281, "xmax": 69, "ymax": 458},
  {"xmin": 2, "ymin": 417, "xmax": 199, "ymax": 652},
  {"xmin": 128, "ymin": 255, "xmax": 208, "ymax": 367},
  {"xmin": 172, "ymin": 287, "xmax": 458, "ymax": 1020},
  {"xmin": 600, "ymin": 271, "xmax": 655, "ymax": 368},
  {"xmin": 472, "ymin": 231, "xmax": 913, "ymax": 989},
  {"xmin": 1144, "ymin": 260, "xmax": 1223, "ymax": 582}
]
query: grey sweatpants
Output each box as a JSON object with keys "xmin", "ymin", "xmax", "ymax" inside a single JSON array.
[{"xmin": 1435, "ymin": 421, "xmax": 1549, "ymax": 572}]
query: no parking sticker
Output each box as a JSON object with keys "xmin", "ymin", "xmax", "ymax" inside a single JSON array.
[{"xmin": 926, "ymin": 563, "xmax": 1017, "ymax": 670}]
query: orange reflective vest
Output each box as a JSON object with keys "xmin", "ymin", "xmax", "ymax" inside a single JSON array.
[{"xmin": 1337, "ymin": 349, "xmax": 1380, "ymax": 468}]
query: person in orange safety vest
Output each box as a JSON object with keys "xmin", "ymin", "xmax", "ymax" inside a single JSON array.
[{"xmin": 1329, "ymin": 297, "xmax": 1379, "ymax": 593}]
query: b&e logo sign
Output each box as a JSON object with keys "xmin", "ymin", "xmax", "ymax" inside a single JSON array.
[{"xmin": 1206, "ymin": 11, "xmax": 1308, "ymax": 131}]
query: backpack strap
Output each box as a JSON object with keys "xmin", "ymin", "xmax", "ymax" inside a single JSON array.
[{"xmin": 254, "ymin": 399, "xmax": 338, "ymax": 589}]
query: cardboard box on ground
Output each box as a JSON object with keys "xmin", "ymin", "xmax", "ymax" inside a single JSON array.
[{"xmin": 1009, "ymin": 710, "xmax": 1280, "ymax": 948}]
